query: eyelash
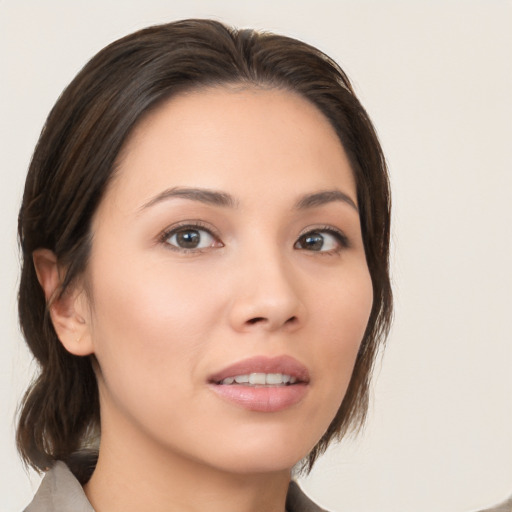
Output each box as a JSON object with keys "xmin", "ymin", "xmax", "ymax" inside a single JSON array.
[
  {"xmin": 294, "ymin": 226, "xmax": 350, "ymax": 255},
  {"xmin": 158, "ymin": 222, "xmax": 349, "ymax": 255},
  {"xmin": 159, "ymin": 221, "xmax": 222, "ymax": 254}
]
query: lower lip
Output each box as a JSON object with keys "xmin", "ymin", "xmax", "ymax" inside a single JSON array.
[{"xmin": 209, "ymin": 384, "xmax": 308, "ymax": 413}]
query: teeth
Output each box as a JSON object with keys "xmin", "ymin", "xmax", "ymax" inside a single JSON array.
[
  {"xmin": 249, "ymin": 373, "xmax": 266, "ymax": 385},
  {"xmin": 220, "ymin": 373, "xmax": 297, "ymax": 386},
  {"xmin": 265, "ymin": 373, "xmax": 283, "ymax": 385}
]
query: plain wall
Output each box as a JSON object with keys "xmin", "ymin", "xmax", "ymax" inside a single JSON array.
[{"xmin": 1, "ymin": 1, "xmax": 511, "ymax": 511}]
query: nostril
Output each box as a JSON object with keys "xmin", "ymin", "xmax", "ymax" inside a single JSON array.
[
  {"xmin": 244, "ymin": 315, "xmax": 299, "ymax": 328},
  {"xmin": 247, "ymin": 317, "xmax": 266, "ymax": 325}
]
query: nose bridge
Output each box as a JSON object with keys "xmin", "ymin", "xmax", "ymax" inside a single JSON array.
[{"xmin": 228, "ymin": 235, "xmax": 303, "ymax": 332}]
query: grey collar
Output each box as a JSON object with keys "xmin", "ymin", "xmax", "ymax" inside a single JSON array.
[
  {"xmin": 24, "ymin": 461, "xmax": 94, "ymax": 512},
  {"xmin": 25, "ymin": 462, "xmax": 328, "ymax": 512}
]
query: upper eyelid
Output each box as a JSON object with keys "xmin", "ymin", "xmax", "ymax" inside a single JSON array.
[
  {"xmin": 161, "ymin": 220, "xmax": 218, "ymax": 234},
  {"xmin": 298, "ymin": 225, "xmax": 343, "ymax": 235}
]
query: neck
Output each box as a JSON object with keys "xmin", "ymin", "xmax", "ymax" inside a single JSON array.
[{"xmin": 83, "ymin": 417, "xmax": 292, "ymax": 512}]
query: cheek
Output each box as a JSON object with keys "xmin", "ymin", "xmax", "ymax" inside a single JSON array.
[
  {"xmin": 311, "ymin": 265, "xmax": 373, "ymax": 398},
  {"xmin": 318, "ymin": 262, "xmax": 373, "ymax": 343},
  {"xmin": 86, "ymin": 255, "xmax": 223, "ymax": 384}
]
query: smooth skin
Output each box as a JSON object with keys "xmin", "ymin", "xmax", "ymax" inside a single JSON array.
[{"xmin": 34, "ymin": 87, "xmax": 373, "ymax": 512}]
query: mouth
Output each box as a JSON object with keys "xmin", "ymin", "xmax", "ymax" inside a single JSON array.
[
  {"xmin": 208, "ymin": 354, "xmax": 309, "ymax": 386},
  {"xmin": 208, "ymin": 355, "xmax": 309, "ymax": 412},
  {"xmin": 216, "ymin": 373, "xmax": 299, "ymax": 386}
]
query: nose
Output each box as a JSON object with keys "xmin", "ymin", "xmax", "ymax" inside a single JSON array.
[{"xmin": 227, "ymin": 248, "xmax": 305, "ymax": 333}]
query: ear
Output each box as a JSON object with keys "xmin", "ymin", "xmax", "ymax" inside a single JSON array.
[{"xmin": 33, "ymin": 248, "xmax": 94, "ymax": 356}]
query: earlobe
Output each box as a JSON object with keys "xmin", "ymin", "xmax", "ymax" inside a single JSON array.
[{"xmin": 33, "ymin": 248, "xmax": 94, "ymax": 356}]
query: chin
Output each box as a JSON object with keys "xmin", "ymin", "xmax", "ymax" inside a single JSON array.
[
  {"xmin": 197, "ymin": 431, "xmax": 318, "ymax": 475},
  {"xmin": 211, "ymin": 452, "xmax": 303, "ymax": 476}
]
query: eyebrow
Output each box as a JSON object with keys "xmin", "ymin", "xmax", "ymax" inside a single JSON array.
[
  {"xmin": 141, "ymin": 187, "xmax": 238, "ymax": 210},
  {"xmin": 294, "ymin": 190, "xmax": 358, "ymax": 212},
  {"xmin": 141, "ymin": 187, "xmax": 357, "ymax": 212}
]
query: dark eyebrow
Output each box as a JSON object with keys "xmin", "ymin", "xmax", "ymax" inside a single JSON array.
[
  {"xmin": 141, "ymin": 186, "xmax": 357, "ymax": 212},
  {"xmin": 294, "ymin": 190, "xmax": 358, "ymax": 212},
  {"xmin": 141, "ymin": 187, "xmax": 238, "ymax": 210}
]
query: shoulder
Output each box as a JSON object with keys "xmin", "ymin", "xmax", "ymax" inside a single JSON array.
[
  {"xmin": 23, "ymin": 461, "xmax": 94, "ymax": 512},
  {"xmin": 475, "ymin": 495, "xmax": 512, "ymax": 512},
  {"xmin": 286, "ymin": 480, "xmax": 331, "ymax": 512}
]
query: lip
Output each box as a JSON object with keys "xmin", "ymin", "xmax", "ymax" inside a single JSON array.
[{"xmin": 208, "ymin": 355, "xmax": 310, "ymax": 413}]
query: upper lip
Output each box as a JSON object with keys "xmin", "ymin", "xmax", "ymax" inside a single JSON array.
[{"xmin": 208, "ymin": 355, "xmax": 310, "ymax": 384}]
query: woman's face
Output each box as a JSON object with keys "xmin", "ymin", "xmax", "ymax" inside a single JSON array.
[{"xmin": 79, "ymin": 87, "xmax": 373, "ymax": 474}]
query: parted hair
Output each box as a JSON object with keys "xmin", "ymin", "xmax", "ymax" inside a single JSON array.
[{"xmin": 17, "ymin": 18, "xmax": 392, "ymax": 474}]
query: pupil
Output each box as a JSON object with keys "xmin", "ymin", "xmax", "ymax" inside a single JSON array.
[
  {"xmin": 303, "ymin": 233, "xmax": 324, "ymax": 251},
  {"xmin": 177, "ymin": 230, "xmax": 200, "ymax": 248}
]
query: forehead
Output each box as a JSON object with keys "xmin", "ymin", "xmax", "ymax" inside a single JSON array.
[{"xmin": 105, "ymin": 86, "xmax": 356, "ymax": 211}]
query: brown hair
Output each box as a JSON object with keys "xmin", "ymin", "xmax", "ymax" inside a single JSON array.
[{"xmin": 17, "ymin": 18, "xmax": 392, "ymax": 474}]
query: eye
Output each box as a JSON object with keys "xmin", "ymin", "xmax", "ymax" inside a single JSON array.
[
  {"xmin": 294, "ymin": 228, "xmax": 348, "ymax": 253},
  {"xmin": 163, "ymin": 224, "xmax": 222, "ymax": 252}
]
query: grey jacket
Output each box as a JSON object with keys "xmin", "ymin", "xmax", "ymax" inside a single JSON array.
[{"xmin": 24, "ymin": 461, "xmax": 328, "ymax": 512}]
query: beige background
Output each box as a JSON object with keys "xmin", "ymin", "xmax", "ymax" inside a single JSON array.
[{"xmin": 1, "ymin": 1, "xmax": 511, "ymax": 511}]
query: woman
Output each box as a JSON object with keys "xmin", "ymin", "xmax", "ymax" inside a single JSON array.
[{"xmin": 17, "ymin": 19, "xmax": 392, "ymax": 512}]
